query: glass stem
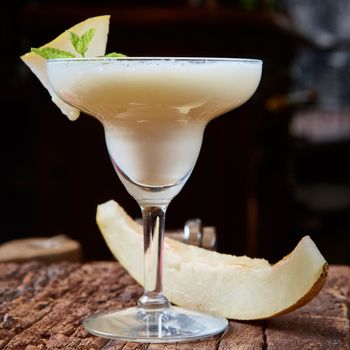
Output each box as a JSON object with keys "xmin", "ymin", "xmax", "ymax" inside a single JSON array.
[{"xmin": 138, "ymin": 204, "xmax": 171, "ymax": 310}]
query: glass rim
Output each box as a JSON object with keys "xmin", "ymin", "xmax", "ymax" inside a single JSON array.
[{"xmin": 46, "ymin": 57, "xmax": 262, "ymax": 64}]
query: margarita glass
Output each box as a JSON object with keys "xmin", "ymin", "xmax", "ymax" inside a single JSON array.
[{"xmin": 46, "ymin": 57, "xmax": 262, "ymax": 343}]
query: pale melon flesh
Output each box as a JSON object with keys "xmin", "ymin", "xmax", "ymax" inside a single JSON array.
[
  {"xmin": 20, "ymin": 15, "xmax": 110, "ymax": 120},
  {"xmin": 97, "ymin": 200, "xmax": 328, "ymax": 320}
]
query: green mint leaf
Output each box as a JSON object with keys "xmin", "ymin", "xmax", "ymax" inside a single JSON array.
[
  {"xmin": 104, "ymin": 52, "xmax": 127, "ymax": 58},
  {"xmin": 80, "ymin": 28, "xmax": 95, "ymax": 57},
  {"xmin": 31, "ymin": 47, "xmax": 75, "ymax": 59},
  {"xmin": 69, "ymin": 28, "xmax": 95, "ymax": 57},
  {"xmin": 68, "ymin": 31, "xmax": 81, "ymax": 54}
]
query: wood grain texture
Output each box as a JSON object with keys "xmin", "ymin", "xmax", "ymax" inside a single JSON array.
[
  {"xmin": 265, "ymin": 265, "xmax": 350, "ymax": 350},
  {"xmin": 0, "ymin": 262, "xmax": 349, "ymax": 349}
]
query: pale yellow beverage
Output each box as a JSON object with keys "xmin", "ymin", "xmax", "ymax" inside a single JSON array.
[{"xmin": 47, "ymin": 58, "xmax": 261, "ymax": 200}]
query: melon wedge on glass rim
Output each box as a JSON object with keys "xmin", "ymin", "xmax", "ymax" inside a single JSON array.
[
  {"xmin": 97, "ymin": 199, "xmax": 328, "ymax": 320},
  {"xmin": 20, "ymin": 15, "xmax": 110, "ymax": 120}
]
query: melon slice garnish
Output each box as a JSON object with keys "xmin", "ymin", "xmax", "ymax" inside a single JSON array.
[
  {"xmin": 96, "ymin": 199, "xmax": 328, "ymax": 320},
  {"xmin": 20, "ymin": 15, "xmax": 110, "ymax": 120}
]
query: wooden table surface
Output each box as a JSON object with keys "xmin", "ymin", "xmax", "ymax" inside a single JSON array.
[{"xmin": 0, "ymin": 262, "xmax": 349, "ymax": 350}]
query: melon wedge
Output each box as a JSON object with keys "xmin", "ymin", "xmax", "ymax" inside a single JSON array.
[
  {"xmin": 20, "ymin": 15, "xmax": 110, "ymax": 120},
  {"xmin": 97, "ymin": 200, "xmax": 328, "ymax": 320}
]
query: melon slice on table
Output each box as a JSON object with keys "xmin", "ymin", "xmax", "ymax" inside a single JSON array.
[
  {"xmin": 20, "ymin": 15, "xmax": 110, "ymax": 120},
  {"xmin": 97, "ymin": 199, "xmax": 328, "ymax": 320}
]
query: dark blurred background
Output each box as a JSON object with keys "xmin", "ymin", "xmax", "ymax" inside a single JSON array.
[{"xmin": 1, "ymin": 0, "xmax": 349, "ymax": 264}]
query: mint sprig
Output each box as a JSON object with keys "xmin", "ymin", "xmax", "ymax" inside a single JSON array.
[
  {"xmin": 31, "ymin": 28, "xmax": 127, "ymax": 59},
  {"xmin": 104, "ymin": 52, "xmax": 127, "ymax": 58},
  {"xmin": 31, "ymin": 47, "xmax": 75, "ymax": 59},
  {"xmin": 68, "ymin": 28, "xmax": 95, "ymax": 57}
]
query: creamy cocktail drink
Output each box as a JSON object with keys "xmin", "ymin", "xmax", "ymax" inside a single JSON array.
[
  {"xmin": 46, "ymin": 57, "xmax": 262, "ymax": 343},
  {"xmin": 47, "ymin": 58, "xmax": 261, "ymax": 201}
]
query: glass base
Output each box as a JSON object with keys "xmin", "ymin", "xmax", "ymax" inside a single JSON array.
[{"xmin": 83, "ymin": 306, "xmax": 228, "ymax": 343}]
